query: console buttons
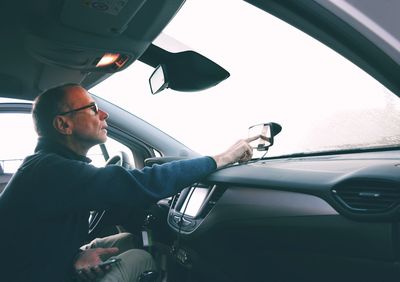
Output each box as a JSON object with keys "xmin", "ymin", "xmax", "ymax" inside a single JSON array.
[
  {"xmin": 181, "ymin": 217, "xmax": 192, "ymax": 226},
  {"xmin": 173, "ymin": 215, "xmax": 180, "ymax": 224},
  {"xmin": 172, "ymin": 215, "xmax": 195, "ymax": 227}
]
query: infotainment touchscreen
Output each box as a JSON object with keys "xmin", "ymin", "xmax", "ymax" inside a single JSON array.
[{"xmin": 179, "ymin": 187, "xmax": 209, "ymax": 217}]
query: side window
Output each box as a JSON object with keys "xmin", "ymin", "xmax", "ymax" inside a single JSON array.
[
  {"xmin": 0, "ymin": 110, "xmax": 134, "ymax": 173},
  {"xmin": 0, "ymin": 112, "xmax": 37, "ymax": 173}
]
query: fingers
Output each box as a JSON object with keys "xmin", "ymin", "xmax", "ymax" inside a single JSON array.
[
  {"xmin": 245, "ymin": 134, "xmax": 263, "ymax": 143},
  {"xmin": 238, "ymin": 141, "xmax": 253, "ymax": 162},
  {"xmin": 244, "ymin": 139, "xmax": 253, "ymax": 153},
  {"xmin": 213, "ymin": 137, "xmax": 258, "ymax": 168},
  {"xmin": 230, "ymin": 139, "xmax": 254, "ymax": 163},
  {"xmin": 74, "ymin": 248, "xmax": 118, "ymax": 281},
  {"xmin": 240, "ymin": 139, "xmax": 253, "ymax": 156}
]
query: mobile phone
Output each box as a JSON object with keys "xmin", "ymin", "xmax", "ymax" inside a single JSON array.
[{"xmin": 98, "ymin": 258, "xmax": 121, "ymax": 268}]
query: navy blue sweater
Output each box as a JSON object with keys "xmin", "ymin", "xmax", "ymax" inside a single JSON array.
[{"xmin": 0, "ymin": 138, "xmax": 216, "ymax": 281}]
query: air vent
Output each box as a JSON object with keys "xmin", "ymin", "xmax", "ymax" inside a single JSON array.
[
  {"xmin": 332, "ymin": 179, "xmax": 400, "ymax": 213},
  {"xmin": 200, "ymin": 185, "xmax": 226, "ymax": 217}
]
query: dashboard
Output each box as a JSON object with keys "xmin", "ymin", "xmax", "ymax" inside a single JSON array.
[{"xmin": 166, "ymin": 149, "xmax": 400, "ymax": 264}]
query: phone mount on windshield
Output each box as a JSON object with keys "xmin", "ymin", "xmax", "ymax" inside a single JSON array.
[{"xmin": 248, "ymin": 122, "xmax": 282, "ymax": 152}]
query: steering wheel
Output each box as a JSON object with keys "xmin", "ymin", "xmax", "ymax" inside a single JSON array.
[{"xmin": 88, "ymin": 151, "xmax": 132, "ymax": 235}]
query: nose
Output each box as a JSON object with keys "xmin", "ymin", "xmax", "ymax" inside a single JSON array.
[{"xmin": 99, "ymin": 109, "xmax": 109, "ymax": 120}]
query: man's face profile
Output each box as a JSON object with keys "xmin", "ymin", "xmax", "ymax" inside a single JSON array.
[{"xmin": 59, "ymin": 86, "xmax": 109, "ymax": 149}]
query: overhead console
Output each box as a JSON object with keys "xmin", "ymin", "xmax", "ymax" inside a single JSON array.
[
  {"xmin": 3, "ymin": 0, "xmax": 186, "ymax": 98},
  {"xmin": 25, "ymin": 0, "xmax": 186, "ymax": 70}
]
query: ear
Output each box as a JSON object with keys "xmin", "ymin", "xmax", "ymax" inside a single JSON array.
[{"xmin": 53, "ymin": 116, "xmax": 73, "ymax": 135}]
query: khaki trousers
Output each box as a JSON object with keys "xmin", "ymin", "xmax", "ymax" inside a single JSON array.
[{"xmin": 81, "ymin": 233, "xmax": 157, "ymax": 282}]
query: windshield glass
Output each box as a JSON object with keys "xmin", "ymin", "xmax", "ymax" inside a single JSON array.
[{"xmin": 92, "ymin": 0, "xmax": 400, "ymax": 157}]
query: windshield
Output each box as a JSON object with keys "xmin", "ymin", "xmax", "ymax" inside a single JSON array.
[{"xmin": 92, "ymin": 0, "xmax": 400, "ymax": 158}]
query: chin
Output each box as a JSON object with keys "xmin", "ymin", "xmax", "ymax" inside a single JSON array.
[
  {"xmin": 99, "ymin": 136, "xmax": 108, "ymax": 143},
  {"xmin": 93, "ymin": 135, "xmax": 107, "ymax": 145}
]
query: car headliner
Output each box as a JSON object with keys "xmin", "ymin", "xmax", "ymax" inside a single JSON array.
[{"xmin": 0, "ymin": 0, "xmax": 399, "ymax": 101}]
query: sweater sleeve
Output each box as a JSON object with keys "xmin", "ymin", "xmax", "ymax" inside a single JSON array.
[{"xmin": 31, "ymin": 155, "xmax": 217, "ymax": 215}]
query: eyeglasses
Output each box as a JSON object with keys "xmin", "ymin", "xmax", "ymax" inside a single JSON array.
[{"xmin": 58, "ymin": 102, "xmax": 99, "ymax": 116}]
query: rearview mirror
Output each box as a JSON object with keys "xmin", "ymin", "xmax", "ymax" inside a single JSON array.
[
  {"xmin": 149, "ymin": 64, "xmax": 168, "ymax": 94},
  {"xmin": 248, "ymin": 122, "xmax": 282, "ymax": 151},
  {"xmin": 147, "ymin": 48, "xmax": 230, "ymax": 94}
]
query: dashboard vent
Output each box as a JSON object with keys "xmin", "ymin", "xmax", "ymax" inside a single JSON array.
[{"xmin": 332, "ymin": 179, "xmax": 400, "ymax": 213}]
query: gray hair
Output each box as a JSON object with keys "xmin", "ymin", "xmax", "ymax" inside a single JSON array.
[{"xmin": 32, "ymin": 83, "xmax": 80, "ymax": 137}]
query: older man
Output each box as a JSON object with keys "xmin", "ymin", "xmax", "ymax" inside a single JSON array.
[{"xmin": 0, "ymin": 83, "xmax": 256, "ymax": 282}]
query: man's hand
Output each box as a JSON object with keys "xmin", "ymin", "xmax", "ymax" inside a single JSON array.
[
  {"xmin": 74, "ymin": 247, "xmax": 119, "ymax": 281},
  {"xmin": 212, "ymin": 135, "xmax": 261, "ymax": 168}
]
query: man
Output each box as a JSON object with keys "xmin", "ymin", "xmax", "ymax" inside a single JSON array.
[{"xmin": 0, "ymin": 83, "xmax": 256, "ymax": 282}]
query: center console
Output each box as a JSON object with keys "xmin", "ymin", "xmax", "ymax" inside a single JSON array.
[{"xmin": 167, "ymin": 183, "xmax": 224, "ymax": 234}]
